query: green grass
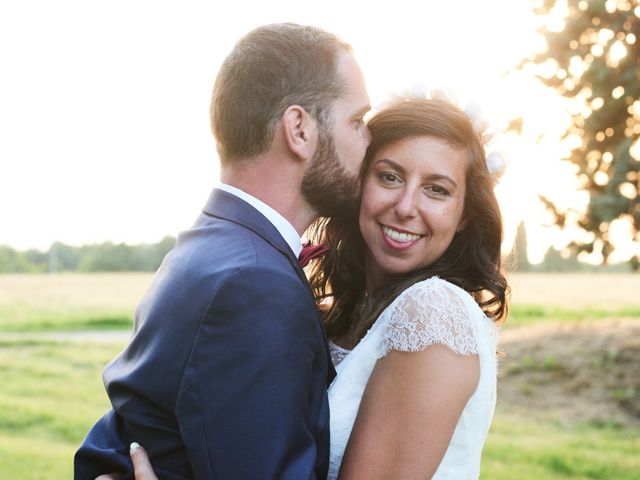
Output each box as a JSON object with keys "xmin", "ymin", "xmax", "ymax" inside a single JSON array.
[
  {"xmin": 506, "ymin": 304, "xmax": 640, "ymax": 328},
  {"xmin": 7, "ymin": 303, "xmax": 640, "ymax": 332},
  {"xmin": 482, "ymin": 412, "xmax": 640, "ymax": 479},
  {"xmin": 0, "ymin": 435, "xmax": 79, "ymax": 480},
  {"xmin": 0, "ymin": 273, "xmax": 638, "ymax": 477},
  {"xmin": 0, "ymin": 273, "xmax": 149, "ymax": 332},
  {"xmin": 0, "ymin": 309, "xmax": 133, "ymax": 332},
  {"xmin": 1, "ymin": 335, "xmax": 639, "ymax": 479},
  {"xmin": 1, "ymin": 272, "xmax": 639, "ymax": 332},
  {"xmin": 0, "ymin": 339, "xmax": 125, "ymax": 478}
]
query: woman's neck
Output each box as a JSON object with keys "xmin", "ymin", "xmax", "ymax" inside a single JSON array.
[{"xmin": 364, "ymin": 251, "xmax": 387, "ymax": 292}]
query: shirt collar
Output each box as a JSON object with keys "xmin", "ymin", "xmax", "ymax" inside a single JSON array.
[{"xmin": 216, "ymin": 183, "xmax": 303, "ymax": 258}]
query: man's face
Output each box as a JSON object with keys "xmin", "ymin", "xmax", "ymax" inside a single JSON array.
[
  {"xmin": 326, "ymin": 52, "xmax": 372, "ymax": 178},
  {"xmin": 302, "ymin": 52, "xmax": 371, "ymax": 218}
]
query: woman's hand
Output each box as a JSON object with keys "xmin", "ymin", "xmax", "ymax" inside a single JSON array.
[
  {"xmin": 94, "ymin": 443, "xmax": 157, "ymax": 480},
  {"xmin": 128, "ymin": 443, "xmax": 158, "ymax": 480}
]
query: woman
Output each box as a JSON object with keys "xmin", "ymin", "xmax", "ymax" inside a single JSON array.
[
  {"xmin": 116, "ymin": 97, "xmax": 508, "ymax": 479},
  {"xmin": 310, "ymin": 97, "xmax": 507, "ymax": 478}
]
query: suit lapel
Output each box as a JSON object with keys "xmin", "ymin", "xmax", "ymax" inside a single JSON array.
[
  {"xmin": 202, "ymin": 188, "xmax": 296, "ymax": 261},
  {"xmin": 202, "ymin": 188, "xmax": 336, "ymax": 384}
]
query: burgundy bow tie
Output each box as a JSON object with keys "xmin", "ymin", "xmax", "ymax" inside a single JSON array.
[{"xmin": 298, "ymin": 241, "xmax": 330, "ymax": 268}]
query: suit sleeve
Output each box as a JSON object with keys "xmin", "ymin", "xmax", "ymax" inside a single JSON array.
[{"xmin": 175, "ymin": 265, "xmax": 327, "ymax": 479}]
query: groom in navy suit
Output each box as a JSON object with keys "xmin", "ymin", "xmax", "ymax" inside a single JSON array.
[{"xmin": 74, "ymin": 23, "xmax": 371, "ymax": 479}]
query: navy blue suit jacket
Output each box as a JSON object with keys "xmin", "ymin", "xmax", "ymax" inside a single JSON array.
[{"xmin": 75, "ymin": 189, "xmax": 335, "ymax": 479}]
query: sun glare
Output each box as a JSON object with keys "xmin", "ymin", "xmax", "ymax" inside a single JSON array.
[{"xmin": 0, "ymin": 0, "xmax": 614, "ymax": 265}]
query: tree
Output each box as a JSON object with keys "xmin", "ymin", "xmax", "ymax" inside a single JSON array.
[
  {"xmin": 523, "ymin": 0, "xmax": 640, "ymax": 267},
  {"xmin": 508, "ymin": 221, "xmax": 532, "ymax": 272},
  {"xmin": 537, "ymin": 245, "xmax": 582, "ymax": 272}
]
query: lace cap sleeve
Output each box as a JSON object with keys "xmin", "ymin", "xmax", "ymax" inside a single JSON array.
[{"xmin": 378, "ymin": 278, "xmax": 479, "ymax": 358}]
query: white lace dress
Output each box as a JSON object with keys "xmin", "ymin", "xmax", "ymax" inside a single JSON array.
[{"xmin": 327, "ymin": 277, "xmax": 499, "ymax": 479}]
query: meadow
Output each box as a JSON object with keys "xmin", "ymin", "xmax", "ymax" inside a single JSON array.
[{"xmin": 0, "ymin": 272, "xmax": 638, "ymax": 478}]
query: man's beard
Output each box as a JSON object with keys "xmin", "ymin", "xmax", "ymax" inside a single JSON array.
[{"xmin": 301, "ymin": 128, "xmax": 360, "ymax": 219}]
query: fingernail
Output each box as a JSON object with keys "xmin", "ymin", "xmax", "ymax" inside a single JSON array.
[{"xmin": 130, "ymin": 442, "xmax": 141, "ymax": 450}]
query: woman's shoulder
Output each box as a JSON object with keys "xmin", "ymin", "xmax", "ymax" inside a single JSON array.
[
  {"xmin": 391, "ymin": 276, "xmax": 477, "ymax": 314},
  {"xmin": 400, "ymin": 275, "xmax": 469, "ymax": 298},
  {"xmin": 379, "ymin": 276, "xmax": 492, "ymax": 358}
]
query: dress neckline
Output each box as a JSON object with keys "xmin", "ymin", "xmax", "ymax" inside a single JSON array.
[
  {"xmin": 328, "ymin": 341, "xmax": 351, "ymax": 353},
  {"xmin": 328, "ymin": 341, "xmax": 351, "ymax": 368}
]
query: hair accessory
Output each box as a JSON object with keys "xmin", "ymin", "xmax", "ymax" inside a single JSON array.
[
  {"xmin": 462, "ymin": 101, "xmax": 508, "ymax": 182},
  {"xmin": 431, "ymin": 90, "xmax": 508, "ymax": 182},
  {"xmin": 380, "ymin": 85, "xmax": 509, "ymax": 182},
  {"xmin": 486, "ymin": 151, "xmax": 508, "ymax": 180}
]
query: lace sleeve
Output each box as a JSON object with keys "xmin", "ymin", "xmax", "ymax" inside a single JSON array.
[{"xmin": 378, "ymin": 278, "xmax": 479, "ymax": 358}]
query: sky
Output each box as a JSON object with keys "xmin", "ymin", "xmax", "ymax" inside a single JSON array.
[{"xmin": 0, "ymin": 0, "xmax": 592, "ymax": 263}]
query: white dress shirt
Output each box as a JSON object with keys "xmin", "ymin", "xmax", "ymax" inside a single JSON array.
[{"xmin": 216, "ymin": 183, "xmax": 303, "ymax": 258}]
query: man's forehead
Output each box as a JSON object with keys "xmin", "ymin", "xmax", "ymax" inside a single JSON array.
[{"xmin": 335, "ymin": 53, "xmax": 370, "ymax": 108}]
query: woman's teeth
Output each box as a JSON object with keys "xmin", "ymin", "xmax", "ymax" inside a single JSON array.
[{"xmin": 382, "ymin": 226, "xmax": 421, "ymax": 242}]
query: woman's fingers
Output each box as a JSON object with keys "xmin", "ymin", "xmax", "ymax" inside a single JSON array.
[{"xmin": 129, "ymin": 442, "xmax": 158, "ymax": 480}]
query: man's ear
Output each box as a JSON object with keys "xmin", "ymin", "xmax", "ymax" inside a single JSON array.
[{"xmin": 281, "ymin": 105, "xmax": 318, "ymax": 161}]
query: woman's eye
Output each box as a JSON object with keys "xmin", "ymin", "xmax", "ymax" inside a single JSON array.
[
  {"xmin": 426, "ymin": 185, "xmax": 450, "ymax": 197},
  {"xmin": 378, "ymin": 172, "xmax": 399, "ymax": 184}
]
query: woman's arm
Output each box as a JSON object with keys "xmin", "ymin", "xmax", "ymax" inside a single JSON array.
[
  {"xmin": 116, "ymin": 349, "xmax": 478, "ymax": 480},
  {"xmin": 338, "ymin": 345, "xmax": 479, "ymax": 479}
]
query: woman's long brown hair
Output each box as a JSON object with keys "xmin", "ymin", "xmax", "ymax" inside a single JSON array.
[{"xmin": 308, "ymin": 98, "xmax": 509, "ymax": 344}]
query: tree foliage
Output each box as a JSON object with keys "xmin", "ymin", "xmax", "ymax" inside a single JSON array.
[
  {"xmin": 0, "ymin": 237, "xmax": 175, "ymax": 273},
  {"xmin": 524, "ymin": 0, "xmax": 640, "ymax": 267}
]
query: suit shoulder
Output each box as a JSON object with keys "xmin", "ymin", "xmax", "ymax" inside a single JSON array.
[
  {"xmin": 169, "ymin": 217, "xmax": 293, "ymax": 274},
  {"xmin": 214, "ymin": 264, "xmax": 311, "ymax": 302}
]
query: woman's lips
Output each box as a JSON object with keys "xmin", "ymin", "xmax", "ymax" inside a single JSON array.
[{"xmin": 380, "ymin": 224, "xmax": 423, "ymax": 250}]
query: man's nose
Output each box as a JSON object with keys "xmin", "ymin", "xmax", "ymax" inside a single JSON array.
[{"xmin": 363, "ymin": 124, "xmax": 372, "ymax": 147}]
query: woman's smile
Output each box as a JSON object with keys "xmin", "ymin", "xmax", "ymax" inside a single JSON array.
[
  {"xmin": 379, "ymin": 224, "xmax": 424, "ymax": 249},
  {"xmin": 359, "ymin": 135, "xmax": 467, "ymax": 287}
]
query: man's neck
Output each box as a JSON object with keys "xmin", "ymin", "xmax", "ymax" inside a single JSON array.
[{"xmin": 220, "ymin": 162, "xmax": 317, "ymax": 236}]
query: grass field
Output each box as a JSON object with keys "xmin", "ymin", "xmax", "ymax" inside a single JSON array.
[
  {"xmin": 0, "ymin": 272, "xmax": 638, "ymax": 478},
  {"xmin": 0, "ymin": 273, "xmax": 152, "ymax": 331},
  {"xmin": 3, "ymin": 272, "xmax": 640, "ymax": 331},
  {"xmin": 0, "ymin": 338, "xmax": 123, "ymax": 478},
  {"xmin": 507, "ymin": 273, "xmax": 640, "ymax": 327},
  {"xmin": 483, "ymin": 413, "xmax": 640, "ymax": 479}
]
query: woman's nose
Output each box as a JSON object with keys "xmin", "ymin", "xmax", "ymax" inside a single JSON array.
[{"xmin": 394, "ymin": 188, "xmax": 419, "ymax": 219}]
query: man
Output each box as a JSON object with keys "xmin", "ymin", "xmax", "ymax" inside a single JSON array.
[{"xmin": 74, "ymin": 23, "xmax": 371, "ymax": 479}]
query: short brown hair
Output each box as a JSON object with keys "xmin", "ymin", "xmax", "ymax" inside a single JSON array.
[{"xmin": 210, "ymin": 23, "xmax": 352, "ymax": 163}]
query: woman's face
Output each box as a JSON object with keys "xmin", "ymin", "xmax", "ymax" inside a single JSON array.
[{"xmin": 358, "ymin": 135, "xmax": 468, "ymax": 287}]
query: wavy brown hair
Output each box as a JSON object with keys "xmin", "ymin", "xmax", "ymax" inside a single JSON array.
[{"xmin": 308, "ymin": 98, "xmax": 509, "ymax": 344}]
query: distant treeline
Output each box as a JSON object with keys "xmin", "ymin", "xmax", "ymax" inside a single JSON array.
[
  {"xmin": 508, "ymin": 222, "xmax": 635, "ymax": 273},
  {"xmin": 1, "ymin": 227, "xmax": 635, "ymax": 274},
  {"xmin": 0, "ymin": 237, "xmax": 176, "ymax": 273}
]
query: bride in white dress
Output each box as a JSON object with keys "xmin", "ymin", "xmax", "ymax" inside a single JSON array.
[
  {"xmin": 310, "ymin": 97, "xmax": 508, "ymax": 479},
  {"xmin": 118, "ymin": 97, "xmax": 508, "ymax": 479},
  {"xmin": 326, "ymin": 277, "xmax": 499, "ymax": 479}
]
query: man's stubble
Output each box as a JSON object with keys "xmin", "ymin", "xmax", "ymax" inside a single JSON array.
[{"xmin": 301, "ymin": 125, "xmax": 361, "ymax": 220}]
